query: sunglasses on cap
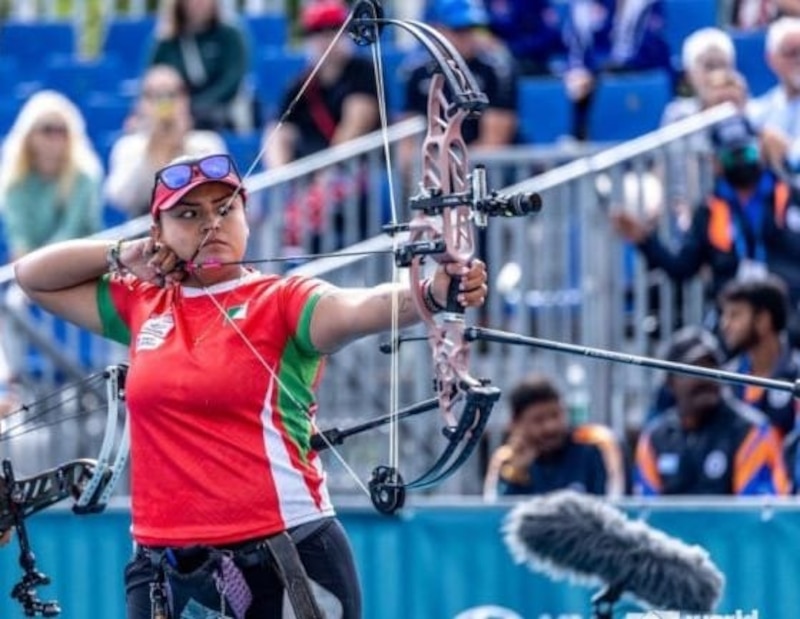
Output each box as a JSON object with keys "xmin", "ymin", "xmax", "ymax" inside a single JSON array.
[
  {"xmin": 156, "ymin": 154, "xmax": 241, "ymax": 190},
  {"xmin": 151, "ymin": 154, "xmax": 245, "ymax": 217}
]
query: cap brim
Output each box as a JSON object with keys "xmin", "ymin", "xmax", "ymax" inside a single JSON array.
[{"xmin": 151, "ymin": 175, "xmax": 242, "ymax": 217}]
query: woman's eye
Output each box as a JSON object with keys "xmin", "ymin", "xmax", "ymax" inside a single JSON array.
[{"xmin": 178, "ymin": 210, "xmax": 197, "ymax": 219}]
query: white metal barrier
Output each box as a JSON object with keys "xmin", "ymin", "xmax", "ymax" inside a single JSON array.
[{"xmin": 0, "ymin": 104, "xmax": 738, "ymax": 496}]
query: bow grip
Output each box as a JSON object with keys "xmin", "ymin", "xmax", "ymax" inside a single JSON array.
[{"xmin": 445, "ymin": 274, "xmax": 465, "ymax": 313}]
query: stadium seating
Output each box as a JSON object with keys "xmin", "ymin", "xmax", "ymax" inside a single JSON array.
[
  {"xmin": 0, "ymin": 21, "xmax": 76, "ymax": 68},
  {"xmin": 517, "ymin": 78, "xmax": 572, "ymax": 144},
  {"xmin": 732, "ymin": 30, "xmax": 776, "ymax": 97},
  {"xmin": 663, "ymin": 0, "xmax": 717, "ymax": 66},
  {"xmin": 44, "ymin": 55, "xmax": 124, "ymax": 102},
  {"xmin": 243, "ymin": 13, "xmax": 290, "ymax": 51},
  {"xmin": 100, "ymin": 15, "xmax": 156, "ymax": 79},
  {"xmin": 222, "ymin": 131, "xmax": 264, "ymax": 173},
  {"xmin": 587, "ymin": 71, "xmax": 673, "ymax": 141},
  {"xmin": 254, "ymin": 50, "xmax": 308, "ymax": 122}
]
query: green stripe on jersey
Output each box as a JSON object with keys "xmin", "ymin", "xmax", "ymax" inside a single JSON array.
[
  {"xmin": 97, "ymin": 275, "xmax": 131, "ymax": 345},
  {"xmin": 277, "ymin": 292, "xmax": 325, "ymax": 456}
]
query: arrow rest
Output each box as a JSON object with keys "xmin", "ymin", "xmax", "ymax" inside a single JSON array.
[{"xmin": 368, "ymin": 466, "xmax": 406, "ymax": 514}]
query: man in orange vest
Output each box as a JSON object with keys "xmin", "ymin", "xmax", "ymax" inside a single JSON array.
[{"xmin": 612, "ymin": 114, "xmax": 800, "ymax": 333}]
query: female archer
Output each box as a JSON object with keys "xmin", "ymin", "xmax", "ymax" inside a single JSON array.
[{"xmin": 12, "ymin": 152, "xmax": 488, "ymax": 619}]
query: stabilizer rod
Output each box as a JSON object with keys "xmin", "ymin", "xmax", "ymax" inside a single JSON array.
[{"xmin": 464, "ymin": 327, "xmax": 800, "ymax": 398}]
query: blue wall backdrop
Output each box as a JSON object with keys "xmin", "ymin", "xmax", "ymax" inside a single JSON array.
[{"xmin": 0, "ymin": 498, "xmax": 795, "ymax": 618}]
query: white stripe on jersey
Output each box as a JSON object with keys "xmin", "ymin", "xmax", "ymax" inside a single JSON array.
[{"xmin": 260, "ymin": 376, "xmax": 334, "ymax": 526}]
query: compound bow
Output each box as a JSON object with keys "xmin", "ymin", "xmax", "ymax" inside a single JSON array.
[
  {"xmin": 0, "ymin": 364, "xmax": 129, "ymax": 616},
  {"xmin": 299, "ymin": 1, "xmax": 542, "ymax": 513}
]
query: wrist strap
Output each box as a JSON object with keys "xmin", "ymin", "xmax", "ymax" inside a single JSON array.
[
  {"xmin": 421, "ymin": 278, "xmax": 446, "ymax": 314},
  {"xmin": 106, "ymin": 239, "xmax": 128, "ymax": 275}
]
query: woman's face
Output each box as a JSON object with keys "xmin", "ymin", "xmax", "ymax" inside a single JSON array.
[
  {"xmin": 27, "ymin": 112, "xmax": 70, "ymax": 178},
  {"xmin": 180, "ymin": 0, "xmax": 218, "ymax": 30},
  {"xmin": 140, "ymin": 68, "xmax": 190, "ymax": 125},
  {"xmin": 689, "ymin": 47, "xmax": 733, "ymax": 96},
  {"xmin": 155, "ymin": 181, "xmax": 249, "ymax": 285}
]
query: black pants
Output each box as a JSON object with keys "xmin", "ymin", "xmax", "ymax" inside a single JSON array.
[{"xmin": 125, "ymin": 518, "xmax": 361, "ymax": 619}]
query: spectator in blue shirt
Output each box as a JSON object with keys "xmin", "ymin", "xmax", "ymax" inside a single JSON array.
[
  {"xmin": 483, "ymin": 374, "xmax": 625, "ymax": 499},
  {"xmin": 481, "ymin": 0, "xmax": 563, "ymax": 75},
  {"xmin": 562, "ymin": 0, "xmax": 671, "ymax": 140}
]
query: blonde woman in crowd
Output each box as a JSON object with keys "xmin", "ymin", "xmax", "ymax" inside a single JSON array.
[
  {"xmin": 0, "ymin": 90, "xmax": 103, "ymax": 406},
  {"xmin": 0, "ymin": 89, "xmax": 102, "ymax": 259}
]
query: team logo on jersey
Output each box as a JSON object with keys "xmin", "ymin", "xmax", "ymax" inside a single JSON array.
[
  {"xmin": 136, "ymin": 312, "xmax": 174, "ymax": 351},
  {"xmin": 657, "ymin": 453, "xmax": 680, "ymax": 475},
  {"xmin": 704, "ymin": 450, "xmax": 728, "ymax": 479},
  {"xmin": 786, "ymin": 204, "xmax": 800, "ymax": 232},
  {"xmin": 225, "ymin": 303, "xmax": 248, "ymax": 321},
  {"xmin": 767, "ymin": 388, "xmax": 792, "ymax": 409}
]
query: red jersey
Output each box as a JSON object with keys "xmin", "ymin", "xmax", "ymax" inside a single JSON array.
[{"xmin": 97, "ymin": 270, "xmax": 335, "ymax": 546}]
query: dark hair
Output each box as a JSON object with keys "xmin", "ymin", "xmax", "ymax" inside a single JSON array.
[
  {"xmin": 508, "ymin": 374, "xmax": 561, "ymax": 421},
  {"xmin": 718, "ymin": 275, "xmax": 790, "ymax": 332},
  {"xmin": 174, "ymin": 0, "xmax": 220, "ymax": 35}
]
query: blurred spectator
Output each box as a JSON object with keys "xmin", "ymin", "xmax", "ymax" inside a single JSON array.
[
  {"xmin": 483, "ymin": 374, "xmax": 625, "ymax": 500},
  {"xmin": 104, "ymin": 64, "xmax": 226, "ymax": 218},
  {"xmin": 262, "ymin": 0, "xmax": 380, "ymax": 255},
  {"xmin": 562, "ymin": 0, "xmax": 672, "ymax": 140},
  {"xmin": 747, "ymin": 17, "xmax": 800, "ymax": 170},
  {"xmin": 0, "ymin": 90, "xmax": 103, "ymax": 409},
  {"xmin": 719, "ymin": 275, "xmax": 800, "ymax": 435},
  {"xmin": 660, "ymin": 29, "xmax": 745, "ymax": 232},
  {"xmin": 728, "ymin": 0, "xmax": 779, "ymax": 29},
  {"xmin": 0, "ymin": 90, "xmax": 102, "ymax": 259},
  {"xmin": 481, "ymin": 0, "xmax": 563, "ymax": 75},
  {"xmin": 151, "ymin": 0, "xmax": 250, "ymax": 132},
  {"xmin": 634, "ymin": 325, "xmax": 790, "ymax": 495},
  {"xmin": 663, "ymin": 28, "xmax": 739, "ymax": 126},
  {"xmin": 403, "ymin": 0, "xmax": 519, "ymax": 150},
  {"xmin": 611, "ymin": 114, "xmax": 800, "ymax": 328},
  {"xmin": 262, "ymin": 0, "xmax": 379, "ymax": 167}
]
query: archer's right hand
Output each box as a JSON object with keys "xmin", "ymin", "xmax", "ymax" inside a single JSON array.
[
  {"xmin": 117, "ymin": 238, "xmax": 185, "ymax": 287},
  {"xmin": 0, "ymin": 529, "xmax": 11, "ymax": 547}
]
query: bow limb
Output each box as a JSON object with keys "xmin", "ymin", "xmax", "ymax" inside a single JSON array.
[{"xmin": 1, "ymin": 364, "xmax": 130, "ymax": 617}]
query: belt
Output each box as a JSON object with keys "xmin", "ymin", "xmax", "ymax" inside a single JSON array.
[
  {"xmin": 135, "ymin": 518, "xmax": 330, "ymax": 619},
  {"xmin": 135, "ymin": 517, "xmax": 331, "ymax": 564}
]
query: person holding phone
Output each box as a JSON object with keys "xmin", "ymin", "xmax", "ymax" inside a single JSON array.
[{"xmin": 104, "ymin": 64, "xmax": 227, "ymax": 218}]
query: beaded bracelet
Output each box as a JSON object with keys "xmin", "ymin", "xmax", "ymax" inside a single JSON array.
[
  {"xmin": 421, "ymin": 278, "xmax": 446, "ymax": 314},
  {"xmin": 106, "ymin": 239, "xmax": 128, "ymax": 275}
]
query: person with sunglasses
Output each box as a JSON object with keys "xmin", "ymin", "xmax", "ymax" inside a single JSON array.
[
  {"xmin": 12, "ymin": 152, "xmax": 489, "ymax": 619},
  {"xmin": 611, "ymin": 113, "xmax": 800, "ymax": 343}
]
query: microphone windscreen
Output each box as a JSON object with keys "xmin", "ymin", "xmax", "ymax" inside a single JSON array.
[{"xmin": 502, "ymin": 491, "xmax": 724, "ymax": 612}]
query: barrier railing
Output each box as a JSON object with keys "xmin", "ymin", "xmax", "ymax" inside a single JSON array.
[{"xmin": 0, "ymin": 104, "xmax": 738, "ymax": 497}]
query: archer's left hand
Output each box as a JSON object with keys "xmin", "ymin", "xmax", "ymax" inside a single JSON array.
[
  {"xmin": 0, "ymin": 529, "xmax": 11, "ymax": 547},
  {"xmin": 431, "ymin": 259, "xmax": 488, "ymax": 309}
]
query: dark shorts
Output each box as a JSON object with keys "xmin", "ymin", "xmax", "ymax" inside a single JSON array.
[{"xmin": 125, "ymin": 518, "xmax": 361, "ymax": 619}]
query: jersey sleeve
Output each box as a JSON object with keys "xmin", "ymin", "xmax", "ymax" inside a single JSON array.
[
  {"xmin": 633, "ymin": 430, "xmax": 663, "ymax": 496},
  {"xmin": 573, "ymin": 424, "xmax": 625, "ymax": 497},
  {"xmin": 96, "ymin": 274, "xmax": 136, "ymax": 345},
  {"xmin": 733, "ymin": 424, "xmax": 791, "ymax": 496},
  {"xmin": 279, "ymin": 275, "xmax": 333, "ymax": 355}
]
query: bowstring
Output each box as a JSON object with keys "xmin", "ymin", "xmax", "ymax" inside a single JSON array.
[
  {"xmin": 0, "ymin": 372, "xmax": 107, "ymax": 442},
  {"xmin": 191, "ymin": 9, "xmax": 398, "ymax": 501},
  {"xmin": 367, "ymin": 22, "xmax": 403, "ymax": 486}
]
